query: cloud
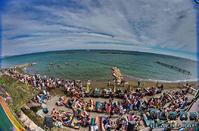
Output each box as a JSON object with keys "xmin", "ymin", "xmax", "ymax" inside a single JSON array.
[{"xmin": 1, "ymin": 0, "xmax": 197, "ymax": 59}]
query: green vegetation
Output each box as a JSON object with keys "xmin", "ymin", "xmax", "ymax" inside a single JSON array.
[
  {"xmin": 21, "ymin": 107, "xmax": 44, "ymax": 128},
  {"xmin": 0, "ymin": 75, "xmax": 38, "ymax": 112}
]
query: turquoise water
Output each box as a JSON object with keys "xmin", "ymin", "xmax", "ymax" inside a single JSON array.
[
  {"xmin": 0, "ymin": 50, "xmax": 197, "ymax": 82},
  {"xmin": 0, "ymin": 105, "xmax": 14, "ymax": 131}
]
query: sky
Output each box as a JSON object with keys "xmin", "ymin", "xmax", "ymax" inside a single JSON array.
[{"xmin": 1, "ymin": 0, "xmax": 198, "ymax": 60}]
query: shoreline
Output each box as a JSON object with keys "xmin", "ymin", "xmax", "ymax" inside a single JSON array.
[
  {"xmin": 124, "ymin": 74, "xmax": 198, "ymax": 83},
  {"xmin": 2, "ymin": 63, "xmax": 198, "ymax": 89}
]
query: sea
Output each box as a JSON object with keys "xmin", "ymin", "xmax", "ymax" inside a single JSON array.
[
  {"xmin": 0, "ymin": 50, "xmax": 197, "ymax": 82},
  {"xmin": 0, "ymin": 105, "xmax": 14, "ymax": 131}
]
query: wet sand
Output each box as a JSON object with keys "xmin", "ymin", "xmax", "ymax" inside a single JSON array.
[{"xmin": 81, "ymin": 79, "xmax": 197, "ymax": 90}]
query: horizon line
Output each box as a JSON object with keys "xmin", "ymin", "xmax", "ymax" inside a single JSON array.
[{"xmin": 0, "ymin": 49, "xmax": 197, "ymax": 62}]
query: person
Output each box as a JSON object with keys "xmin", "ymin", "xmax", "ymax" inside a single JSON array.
[
  {"xmin": 136, "ymin": 100, "xmax": 141, "ymax": 110},
  {"xmin": 103, "ymin": 117, "xmax": 110, "ymax": 130},
  {"xmin": 104, "ymin": 122, "xmax": 111, "ymax": 131},
  {"xmin": 116, "ymin": 119, "xmax": 122, "ymax": 131},
  {"xmin": 127, "ymin": 121, "xmax": 136, "ymax": 131},
  {"xmin": 110, "ymin": 106, "xmax": 114, "ymax": 118},
  {"xmin": 180, "ymin": 97, "xmax": 188, "ymax": 109},
  {"xmin": 90, "ymin": 124, "xmax": 98, "ymax": 131},
  {"xmin": 91, "ymin": 116, "xmax": 95, "ymax": 126},
  {"xmin": 89, "ymin": 118, "xmax": 98, "ymax": 131},
  {"xmin": 93, "ymin": 124, "xmax": 98, "ymax": 131},
  {"xmin": 137, "ymin": 81, "xmax": 141, "ymax": 88}
]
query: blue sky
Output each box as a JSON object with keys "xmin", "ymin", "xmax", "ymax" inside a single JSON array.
[{"xmin": 1, "ymin": 0, "xmax": 197, "ymax": 60}]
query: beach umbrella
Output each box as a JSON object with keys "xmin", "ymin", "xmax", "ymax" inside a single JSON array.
[
  {"xmin": 149, "ymin": 109, "xmax": 160, "ymax": 119},
  {"xmin": 180, "ymin": 111, "xmax": 188, "ymax": 121},
  {"xmin": 189, "ymin": 112, "xmax": 198, "ymax": 121},
  {"xmin": 168, "ymin": 112, "xmax": 177, "ymax": 120}
]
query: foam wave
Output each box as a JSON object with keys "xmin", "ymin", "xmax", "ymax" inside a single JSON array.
[{"xmin": 125, "ymin": 75, "xmax": 198, "ymax": 83}]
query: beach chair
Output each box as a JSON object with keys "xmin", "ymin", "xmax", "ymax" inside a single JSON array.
[{"xmin": 168, "ymin": 112, "xmax": 177, "ymax": 120}]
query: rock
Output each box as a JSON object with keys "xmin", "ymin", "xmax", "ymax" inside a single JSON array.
[{"xmin": 112, "ymin": 67, "xmax": 124, "ymax": 84}]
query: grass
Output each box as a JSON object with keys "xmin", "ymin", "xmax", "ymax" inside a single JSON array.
[
  {"xmin": 0, "ymin": 75, "xmax": 38, "ymax": 112},
  {"xmin": 21, "ymin": 107, "xmax": 44, "ymax": 128}
]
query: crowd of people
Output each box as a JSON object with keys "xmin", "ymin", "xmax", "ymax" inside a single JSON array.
[
  {"xmin": 1, "ymin": 68, "xmax": 81, "ymax": 91},
  {"xmin": 54, "ymin": 86, "xmax": 194, "ymax": 130},
  {"xmin": 54, "ymin": 95, "xmax": 144, "ymax": 130},
  {"xmin": 1, "ymin": 68, "xmax": 197, "ymax": 131}
]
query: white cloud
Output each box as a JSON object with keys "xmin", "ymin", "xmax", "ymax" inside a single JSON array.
[{"xmin": 1, "ymin": 0, "xmax": 197, "ymax": 59}]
